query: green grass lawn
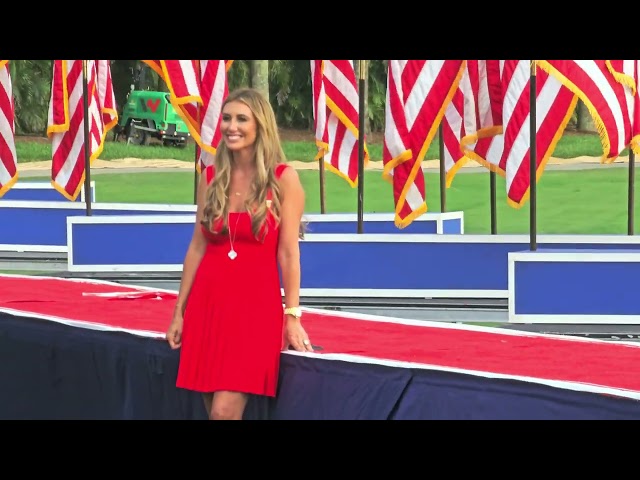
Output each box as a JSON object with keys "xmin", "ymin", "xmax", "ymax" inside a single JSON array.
[
  {"xmin": 23, "ymin": 164, "xmax": 640, "ymax": 235},
  {"xmin": 14, "ymin": 129, "xmax": 640, "ymax": 235},
  {"xmin": 14, "ymin": 130, "xmax": 621, "ymax": 164}
]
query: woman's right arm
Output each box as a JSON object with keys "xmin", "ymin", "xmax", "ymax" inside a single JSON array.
[{"xmin": 173, "ymin": 172, "xmax": 209, "ymax": 316}]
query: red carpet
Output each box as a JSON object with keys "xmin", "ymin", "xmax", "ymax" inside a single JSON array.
[{"xmin": 2, "ymin": 274, "xmax": 640, "ymax": 399}]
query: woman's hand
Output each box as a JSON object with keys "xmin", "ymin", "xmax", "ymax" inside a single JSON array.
[
  {"xmin": 166, "ymin": 308, "xmax": 184, "ymax": 350},
  {"xmin": 284, "ymin": 317, "xmax": 313, "ymax": 352}
]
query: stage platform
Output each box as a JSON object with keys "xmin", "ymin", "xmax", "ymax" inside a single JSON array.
[
  {"xmin": 1, "ymin": 274, "xmax": 640, "ymax": 420},
  {"xmin": 7, "ymin": 264, "xmax": 640, "ymax": 337}
]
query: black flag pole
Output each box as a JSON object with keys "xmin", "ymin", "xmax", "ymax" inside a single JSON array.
[
  {"xmin": 357, "ymin": 60, "xmax": 366, "ymax": 234},
  {"xmin": 529, "ymin": 60, "xmax": 538, "ymax": 251},
  {"xmin": 81, "ymin": 60, "xmax": 92, "ymax": 216},
  {"xmin": 490, "ymin": 171, "xmax": 497, "ymax": 234},
  {"xmin": 193, "ymin": 145, "xmax": 199, "ymax": 205},
  {"xmin": 628, "ymin": 149, "xmax": 635, "ymax": 235},
  {"xmin": 319, "ymin": 154, "xmax": 326, "ymax": 213},
  {"xmin": 438, "ymin": 124, "xmax": 446, "ymax": 212},
  {"xmin": 193, "ymin": 61, "xmax": 201, "ymax": 205}
]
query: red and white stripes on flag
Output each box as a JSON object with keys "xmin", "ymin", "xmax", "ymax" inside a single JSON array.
[
  {"xmin": 196, "ymin": 60, "xmax": 233, "ymax": 171},
  {"xmin": 631, "ymin": 61, "xmax": 640, "ymax": 154},
  {"xmin": 311, "ymin": 60, "xmax": 329, "ymax": 163},
  {"xmin": 143, "ymin": 60, "xmax": 233, "ymax": 172},
  {"xmin": 383, "ymin": 60, "xmax": 465, "ymax": 227},
  {"xmin": 442, "ymin": 60, "xmax": 577, "ymax": 208},
  {"xmin": 0, "ymin": 60, "xmax": 17, "ymax": 197},
  {"xmin": 143, "ymin": 60, "xmax": 201, "ymax": 136},
  {"xmin": 500, "ymin": 61, "xmax": 577, "ymax": 206},
  {"xmin": 442, "ymin": 60, "xmax": 503, "ymax": 185},
  {"xmin": 96, "ymin": 60, "xmax": 119, "ymax": 134},
  {"xmin": 633, "ymin": 61, "xmax": 640, "ymax": 154},
  {"xmin": 537, "ymin": 60, "xmax": 639, "ymax": 163},
  {"xmin": 311, "ymin": 60, "xmax": 369, "ymax": 187},
  {"xmin": 47, "ymin": 60, "xmax": 118, "ymax": 201}
]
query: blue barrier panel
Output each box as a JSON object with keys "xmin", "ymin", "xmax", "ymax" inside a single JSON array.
[
  {"xmin": 0, "ymin": 201, "xmax": 196, "ymax": 252},
  {"xmin": 509, "ymin": 249, "xmax": 640, "ymax": 324},
  {"xmin": 65, "ymin": 213, "xmax": 461, "ymax": 271},
  {"xmin": 1, "ymin": 181, "xmax": 96, "ymax": 202},
  {"xmin": 69, "ymin": 215, "xmax": 193, "ymax": 270},
  {"xmin": 304, "ymin": 212, "xmax": 464, "ymax": 234},
  {"xmin": 297, "ymin": 236, "xmax": 640, "ymax": 298},
  {"xmin": 442, "ymin": 217, "xmax": 463, "ymax": 234},
  {"xmin": 66, "ymin": 218, "xmax": 640, "ymax": 299},
  {"xmin": 1, "ymin": 202, "xmax": 462, "ymax": 253}
]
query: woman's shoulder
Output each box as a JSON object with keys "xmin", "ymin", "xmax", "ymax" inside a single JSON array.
[
  {"xmin": 275, "ymin": 163, "xmax": 289, "ymax": 178},
  {"xmin": 275, "ymin": 163, "xmax": 298, "ymax": 181}
]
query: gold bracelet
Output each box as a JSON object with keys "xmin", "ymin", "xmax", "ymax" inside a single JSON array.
[{"xmin": 284, "ymin": 306, "xmax": 302, "ymax": 319}]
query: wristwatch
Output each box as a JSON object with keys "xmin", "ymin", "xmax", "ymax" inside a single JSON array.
[{"xmin": 284, "ymin": 306, "xmax": 302, "ymax": 319}]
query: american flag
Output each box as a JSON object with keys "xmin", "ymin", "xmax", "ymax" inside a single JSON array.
[
  {"xmin": 500, "ymin": 61, "xmax": 577, "ymax": 206},
  {"xmin": 631, "ymin": 61, "xmax": 640, "ymax": 155},
  {"xmin": 0, "ymin": 60, "xmax": 17, "ymax": 198},
  {"xmin": 633, "ymin": 61, "xmax": 640, "ymax": 155},
  {"xmin": 442, "ymin": 60, "xmax": 503, "ymax": 186},
  {"xmin": 442, "ymin": 60, "xmax": 578, "ymax": 208},
  {"xmin": 311, "ymin": 60, "xmax": 329, "ymax": 162},
  {"xmin": 96, "ymin": 60, "xmax": 118, "ymax": 134},
  {"xmin": 538, "ymin": 60, "xmax": 638, "ymax": 163},
  {"xmin": 47, "ymin": 60, "xmax": 118, "ymax": 201},
  {"xmin": 196, "ymin": 60, "xmax": 233, "ymax": 171},
  {"xmin": 143, "ymin": 60, "xmax": 201, "ymax": 134},
  {"xmin": 311, "ymin": 60, "xmax": 368, "ymax": 187},
  {"xmin": 383, "ymin": 60, "xmax": 465, "ymax": 227},
  {"xmin": 142, "ymin": 60, "xmax": 232, "ymax": 171}
]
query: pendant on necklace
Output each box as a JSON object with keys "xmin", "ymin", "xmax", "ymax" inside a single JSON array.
[{"xmin": 228, "ymin": 249, "xmax": 238, "ymax": 260}]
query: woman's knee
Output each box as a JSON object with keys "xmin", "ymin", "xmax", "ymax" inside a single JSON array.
[{"xmin": 209, "ymin": 391, "xmax": 247, "ymax": 420}]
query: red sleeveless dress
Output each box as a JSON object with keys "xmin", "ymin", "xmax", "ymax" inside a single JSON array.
[{"xmin": 176, "ymin": 163, "xmax": 289, "ymax": 397}]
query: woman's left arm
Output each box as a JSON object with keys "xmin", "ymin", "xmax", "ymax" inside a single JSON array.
[{"xmin": 277, "ymin": 166, "xmax": 313, "ymax": 352}]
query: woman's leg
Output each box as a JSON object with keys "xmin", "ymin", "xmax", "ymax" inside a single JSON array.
[
  {"xmin": 202, "ymin": 393, "xmax": 213, "ymax": 417},
  {"xmin": 209, "ymin": 391, "xmax": 249, "ymax": 420}
]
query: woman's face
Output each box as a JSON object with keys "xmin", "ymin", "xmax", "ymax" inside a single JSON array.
[{"xmin": 220, "ymin": 100, "xmax": 257, "ymax": 152}]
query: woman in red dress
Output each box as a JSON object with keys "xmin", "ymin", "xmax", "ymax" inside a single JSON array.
[{"xmin": 165, "ymin": 87, "xmax": 312, "ymax": 420}]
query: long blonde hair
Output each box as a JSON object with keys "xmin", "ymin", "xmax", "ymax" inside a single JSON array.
[{"xmin": 201, "ymin": 88, "xmax": 285, "ymax": 241}]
